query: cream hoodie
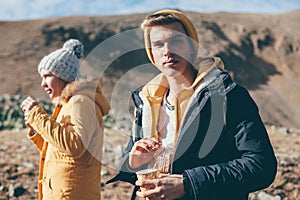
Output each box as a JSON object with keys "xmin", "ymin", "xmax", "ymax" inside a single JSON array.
[{"xmin": 139, "ymin": 57, "xmax": 224, "ymax": 146}]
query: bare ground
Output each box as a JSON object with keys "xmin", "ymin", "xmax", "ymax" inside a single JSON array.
[{"xmin": 0, "ymin": 125, "xmax": 299, "ymax": 200}]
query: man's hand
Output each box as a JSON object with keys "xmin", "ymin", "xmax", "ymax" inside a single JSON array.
[
  {"xmin": 136, "ymin": 174, "xmax": 185, "ymax": 200},
  {"xmin": 129, "ymin": 137, "xmax": 162, "ymax": 169}
]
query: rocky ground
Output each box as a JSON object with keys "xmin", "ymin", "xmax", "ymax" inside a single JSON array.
[{"xmin": 0, "ymin": 125, "xmax": 299, "ymax": 200}]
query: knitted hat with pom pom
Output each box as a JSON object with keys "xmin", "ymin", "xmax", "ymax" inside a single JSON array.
[{"xmin": 38, "ymin": 39, "xmax": 84, "ymax": 82}]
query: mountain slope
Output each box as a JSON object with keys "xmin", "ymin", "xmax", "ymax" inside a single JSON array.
[{"xmin": 0, "ymin": 11, "xmax": 299, "ymax": 128}]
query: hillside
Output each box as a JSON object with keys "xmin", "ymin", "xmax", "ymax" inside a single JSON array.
[{"xmin": 0, "ymin": 11, "xmax": 300, "ymax": 128}]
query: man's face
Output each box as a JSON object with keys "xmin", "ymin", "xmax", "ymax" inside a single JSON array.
[{"xmin": 149, "ymin": 22, "xmax": 194, "ymax": 77}]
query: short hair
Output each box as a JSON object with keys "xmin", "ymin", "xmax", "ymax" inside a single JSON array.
[
  {"xmin": 141, "ymin": 9, "xmax": 199, "ymax": 64},
  {"xmin": 141, "ymin": 13, "xmax": 188, "ymax": 34}
]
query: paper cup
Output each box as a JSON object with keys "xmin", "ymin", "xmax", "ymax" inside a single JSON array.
[{"xmin": 136, "ymin": 168, "xmax": 158, "ymax": 181}]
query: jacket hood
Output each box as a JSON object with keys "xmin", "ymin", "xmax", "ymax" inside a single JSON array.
[{"xmin": 60, "ymin": 79, "xmax": 110, "ymax": 116}]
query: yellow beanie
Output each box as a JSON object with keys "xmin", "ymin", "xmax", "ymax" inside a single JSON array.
[{"xmin": 143, "ymin": 9, "xmax": 199, "ymax": 64}]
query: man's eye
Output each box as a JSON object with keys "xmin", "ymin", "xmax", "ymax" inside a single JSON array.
[
  {"xmin": 170, "ymin": 39, "xmax": 182, "ymax": 45},
  {"xmin": 152, "ymin": 42, "xmax": 163, "ymax": 48}
]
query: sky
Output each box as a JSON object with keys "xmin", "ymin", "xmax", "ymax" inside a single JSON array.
[{"xmin": 1, "ymin": 0, "xmax": 300, "ymax": 21}]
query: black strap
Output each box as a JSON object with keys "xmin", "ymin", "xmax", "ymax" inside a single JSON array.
[{"xmin": 130, "ymin": 186, "xmax": 139, "ymax": 200}]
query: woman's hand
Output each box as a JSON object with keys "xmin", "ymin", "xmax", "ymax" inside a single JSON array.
[
  {"xmin": 136, "ymin": 174, "xmax": 185, "ymax": 200},
  {"xmin": 20, "ymin": 96, "xmax": 38, "ymax": 122},
  {"xmin": 129, "ymin": 137, "xmax": 162, "ymax": 169}
]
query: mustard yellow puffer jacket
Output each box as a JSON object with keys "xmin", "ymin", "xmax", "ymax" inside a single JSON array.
[{"xmin": 26, "ymin": 79, "xmax": 110, "ymax": 200}]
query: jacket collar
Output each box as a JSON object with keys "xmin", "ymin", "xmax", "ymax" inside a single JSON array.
[
  {"xmin": 141, "ymin": 57, "xmax": 225, "ymax": 99},
  {"xmin": 139, "ymin": 57, "xmax": 225, "ymax": 142},
  {"xmin": 59, "ymin": 78, "xmax": 110, "ymax": 116}
]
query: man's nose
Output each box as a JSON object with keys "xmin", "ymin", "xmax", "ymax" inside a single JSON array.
[{"xmin": 163, "ymin": 43, "xmax": 173, "ymax": 56}]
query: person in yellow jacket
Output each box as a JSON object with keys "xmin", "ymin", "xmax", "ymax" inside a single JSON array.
[{"xmin": 20, "ymin": 39, "xmax": 110, "ymax": 200}]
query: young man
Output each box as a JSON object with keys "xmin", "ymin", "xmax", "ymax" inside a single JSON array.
[
  {"xmin": 20, "ymin": 39, "xmax": 110, "ymax": 200},
  {"xmin": 111, "ymin": 9, "xmax": 277, "ymax": 200}
]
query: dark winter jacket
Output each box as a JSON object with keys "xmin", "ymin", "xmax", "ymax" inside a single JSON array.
[{"xmin": 109, "ymin": 69, "xmax": 277, "ymax": 200}]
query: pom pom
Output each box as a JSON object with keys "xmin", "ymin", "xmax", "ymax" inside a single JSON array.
[{"xmin": 63, "ymin": 39, "xmax": 84, "ymax": 59}]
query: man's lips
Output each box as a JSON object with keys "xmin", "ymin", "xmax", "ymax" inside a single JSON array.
[{"xmin": 163, "ymin": 58, "xmax": 178, "ymax": 66}]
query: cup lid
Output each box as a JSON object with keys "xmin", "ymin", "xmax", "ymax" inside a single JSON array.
[{"xmin": 136, "ymin": 168, "xmax": 158, "ymax": 175}]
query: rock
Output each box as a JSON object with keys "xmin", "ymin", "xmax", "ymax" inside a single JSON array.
[
  {"xmin": 0, "ymin": 145, "xmax": 8, "ymax": 151},
  {"xmin": 101, "ymin": 169, "xmax": 110, "ymax": 176},
  {"xmin": 8, "ymin": 184, "xmax": 14, "ymax": 197},
  {"xmin": 8, "ymin": 184, "xmax": 27, "ymax": 197},
  {"xmin": 283, "ymin": 182, "xmax": 294, "ymax": 192},
  {"xmin": 279, "ymin": 127, "xmax": 290, "ymax": 134},
  {"xmin": 22, "ymin": 162, "xmax": 35, "ymax": 169},
  {"xmin": 257, "ymin": 191, "xmax": 281, "ymax": 200}
]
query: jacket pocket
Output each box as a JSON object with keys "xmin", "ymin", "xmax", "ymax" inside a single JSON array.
[
  {"xmin": 44, "ymin": 161, "xmax": 74, "ymax": 199},
  {"xmin": 47, "ymin": 177, "xmax": 67, "ymax": 199},
  {"xmin": 49, "ymin": 178, "xmax": 52, "ymax": 190}
]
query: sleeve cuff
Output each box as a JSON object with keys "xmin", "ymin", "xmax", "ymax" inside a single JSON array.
[
  {"xmin": 27, "ymin": 128, "xmax": 37, "ymax": 138},
  {"xmin": 182, "ymin": 171, "xmax": 193, "ymax": 198}
]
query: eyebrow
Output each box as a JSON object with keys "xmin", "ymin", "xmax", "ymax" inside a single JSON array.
[
  {"xmin": 41, "ymin": 71, "xmax": 54, "ymax": 78},
  {"xmin": 170, "ymin": 34, "xmax": 186, "ymax": 40},
  {"xmin": 151, "ymin": 34, "xmax": 186, "ymax": 44}
]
